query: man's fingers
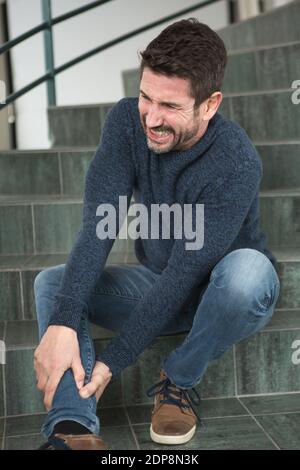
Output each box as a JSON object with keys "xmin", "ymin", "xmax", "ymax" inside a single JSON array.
[
  {"xmin": 34, "ymin": 356, "xmax": 42, "ymax": 379},
  {"xmin": 44, "ymin": 371, "xmax": 64, "ymax": 411},
  {"xmin": 79, "ymin": 362, "xmax": 112, "ymax": 400},
  {"xmin": 72, "ymin": 357, "xmax": 85, "ymax": 390},
  {"xmin": 79, "ymin": 376, "xmax": 100, "ymax": 399},
  {"xmin": 37, "ymin": 372, "xmax": 49, "ymax": 392},
  {"xmin": 34, "ymin": 357, "xmax": 48, "ymax": 392}
]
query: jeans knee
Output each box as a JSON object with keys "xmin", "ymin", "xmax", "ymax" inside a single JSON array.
[
  {"xmin": 211, "ymin": 249, "xmax": 279, "ymax": 297},
  {"xmin": 34, "ymin": 264, "xmax": 65, "ymax": 297},
  {"xmin": 209, "ymin": 249, "xmax": 280, "ymax": 328}
]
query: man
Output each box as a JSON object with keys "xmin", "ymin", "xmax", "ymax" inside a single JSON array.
[{"xmin": 34, "ymin": 19, "xmax": 280, "ymax": 450}]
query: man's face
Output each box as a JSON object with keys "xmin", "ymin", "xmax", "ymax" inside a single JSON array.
[{"xmin": 138, "ymin": 67, "xmax": 208, "ymax": 154}]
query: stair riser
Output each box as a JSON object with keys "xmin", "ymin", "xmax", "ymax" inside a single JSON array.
[
  {"xmin": 220, "ymin": 93, "xmax": 300, "ymax": 142},
  {"xmin": 258, "ymin": 144, "xmax": 300, "ymax": 191},
  {"xmin": 46, "ymin": 91, "xmax": 299, "ymax": 147},
  {"xmin": 0, "ymin": 151, "xmax": 93, "ymax": 196},
  {"xmin": 228, "ymin": 92, "xmax": 300, "ymax": 142},
  {"xmin": 0, "ymin": 203, "xmax": 129, "ymax": 255},
  {"xmin": 0, "ymin": 144, "xmax": 299, "ymax": 196},
  {"xmin": 0, "ymin": 195, "xmax": 298, "ymax": 255},
  {"xmin": 223, "ymin": 43, "xmax": 300, "ymax": 94},
  {"xmin": 48, "ymin": 104, "xmax": 113, "ymax": 148},
  {"xmin": 260, "ymin": 195, "xmax": 300, "ymax": 247}
]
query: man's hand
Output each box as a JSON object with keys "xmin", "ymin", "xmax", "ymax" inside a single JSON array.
[
  {"xmin": 34, "ymin": 325, "xmax": 85, "ymax": 411},
  {"xmin": 79, "ymin": 361, "xmax": 112, "ymax": 402}
]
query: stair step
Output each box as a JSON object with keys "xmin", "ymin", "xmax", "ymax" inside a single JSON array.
[
  {"xmin": 0, "ymin": 142, "xmax": 299, "ymax": 196},
  {"xmin": 1, "ymin": 308, "xmax": 300, "ymax": 417},
  {"xmin": 0, "ymin": 190, "xmax": 299, "ymax": 255},
  {"xmin": 45, "ymin": 88, "xmax": 300, "ymax": 147},
  {"xmin": 1, "ymin": 0, "xmax": 299, "ymax": 436},
  {"xmin": 217, "ymin": 0, "xmax": 300, "ymax": 51}
]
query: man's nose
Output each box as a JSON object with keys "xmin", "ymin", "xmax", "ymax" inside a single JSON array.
[{"xmin": 145, "ymin": 104, "xmax": 163, "ymax": 128}]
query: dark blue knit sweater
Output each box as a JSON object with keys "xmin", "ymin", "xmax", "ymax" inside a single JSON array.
[{"xmin": 49, "ymin": 97, "xmax": 276, "ymax": 377}]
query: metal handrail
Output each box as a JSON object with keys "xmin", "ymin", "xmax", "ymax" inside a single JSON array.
[
  {"xmin": 0, "ymin": 0, "xmax": 114, "ymax": 56},
  {"xmin": 0, "ymin": 0, "xmax": 221, "ymax": 111}
]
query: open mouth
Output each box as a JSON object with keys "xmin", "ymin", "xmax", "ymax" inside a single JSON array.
[{"xmin": 147, "ymin": 127, "xmax": 173, "ymax": 144}]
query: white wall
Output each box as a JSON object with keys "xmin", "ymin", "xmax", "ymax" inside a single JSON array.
[
  {"xmin": 0, "ymin": 1, "xmax": 11, "ymax": 150},
  {"xmin": 7, "ymin": 0, "xmax": 229, "ymax": 149},
  {"xmin": 7, "ymin": 0, "xmax": 47, "ymax": 149}
]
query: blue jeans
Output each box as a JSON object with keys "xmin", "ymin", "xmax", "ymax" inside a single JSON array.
[{"xmin": 34, "ymin": 248, "xmax": 280, "ymax": 438}]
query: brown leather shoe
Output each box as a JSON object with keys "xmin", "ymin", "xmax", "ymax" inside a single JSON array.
[
  {"xmin": 39, "ymin": 433, "xmax": 108, "ymax": 450},
  {"xmin": 146, "ymin": 370, "xmax": 201, "ymax": 445}
]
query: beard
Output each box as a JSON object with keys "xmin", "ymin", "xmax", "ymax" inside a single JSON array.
[{"xmin": 140, "ymin": 114, "xmax": 201, "ymax": 154}]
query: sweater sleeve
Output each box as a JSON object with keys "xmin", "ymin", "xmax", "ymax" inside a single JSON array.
[
  {"xmin": 49, "ymin": 100, "xmax": 136, "ymax": 331},
  {"xmin": 97, "ymin": 159, "xmax": 262, "ymax": 377}
]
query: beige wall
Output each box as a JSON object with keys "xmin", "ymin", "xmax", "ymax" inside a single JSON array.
[{"xmin": 237, "ymin": 0, "xmax": 260, "ymax": 20}]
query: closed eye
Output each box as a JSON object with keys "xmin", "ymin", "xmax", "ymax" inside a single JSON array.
[
  {"xmin": 140, "ymin": 92, "xmax": 180, "ymax": 110},
  {"xmin": 163, "ymin": 103, "xmax": 177, "ymax": 110}
]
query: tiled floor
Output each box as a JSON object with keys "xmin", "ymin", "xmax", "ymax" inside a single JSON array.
[{"xmin": 1, "ymin": 394, "xmax": 300, "ymax": 450}]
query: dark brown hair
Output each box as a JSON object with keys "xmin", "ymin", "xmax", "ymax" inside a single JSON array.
[{"xmin": 140, "ymin": 18, "xmax": 227, "ymax": 108}]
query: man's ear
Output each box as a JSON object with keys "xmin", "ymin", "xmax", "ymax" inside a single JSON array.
[{"xmin": 203, "ymin": 92, "xmax": 223, "ymax": 120}]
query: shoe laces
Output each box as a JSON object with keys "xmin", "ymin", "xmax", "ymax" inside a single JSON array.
[
  {"xmin": 38, "ymin": 435, "xmax": 72, "ymax": 450},
  {"xmin": 146, "ymin": 376, "xmax": 202, "ymax": 424}
]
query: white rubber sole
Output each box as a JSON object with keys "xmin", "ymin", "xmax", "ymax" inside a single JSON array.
[{"xmin": 150, "ymin": 424, "xmax": 196, "ymax": 445}]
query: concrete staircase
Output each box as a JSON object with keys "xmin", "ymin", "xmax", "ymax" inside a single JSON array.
[{"xmin": 0, "ymin": 0, "xmax": 300, "ymax": 448}]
